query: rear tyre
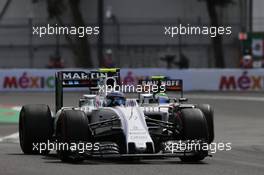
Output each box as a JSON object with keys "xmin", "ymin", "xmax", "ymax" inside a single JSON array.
[
  {"xmin": 56, "ymin": 110, "xmax": 91, "ymax": 163},
  {"xmin": 196, "ymin": 104, "xmax": 214, "ymax": 143},
  {"xmin": 19, "ymin": 104, "xmax": 53, "ymax": 155},
  {"xmin": 179, "ymin": 108, "xmax": 209, "ymax": 162}
]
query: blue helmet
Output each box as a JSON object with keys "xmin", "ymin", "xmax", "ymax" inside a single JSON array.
[
  {"xmin": 105, "ymin": 91, "xmax": 126, "ymax": 107},
  {"xmin": 155, "ymin": 93, "xmax": 169, "ymax": 104}
]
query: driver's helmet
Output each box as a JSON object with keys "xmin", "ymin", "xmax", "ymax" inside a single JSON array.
[
  {"xmin": 105, "ymin": 91, "xmax": 126, "ymax": 107},
  {"xmin": 155, "ymin": 93, "xmax": 169, "ymax": 104}
]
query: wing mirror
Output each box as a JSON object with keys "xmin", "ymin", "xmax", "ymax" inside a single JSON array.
[
  {"xmin": 79, "ymin": 98, "xmax": 85, "ymax": 107},
  {"xmin": 179, "ymin": 98, "xmax": 188, "ymax": 103}
]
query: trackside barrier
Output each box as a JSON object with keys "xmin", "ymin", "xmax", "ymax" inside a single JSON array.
[{"xmin": 0, "ymin": 69, "xmax": 264, "ymax": 91}]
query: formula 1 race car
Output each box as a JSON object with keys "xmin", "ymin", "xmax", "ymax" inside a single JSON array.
[
  {"xmin": 138, "ymin": 76, "xmax": 214, "ymax": 146},
  {"xmin": 19, "ymin": 68, "xmax": 214, "ymax": 163}
]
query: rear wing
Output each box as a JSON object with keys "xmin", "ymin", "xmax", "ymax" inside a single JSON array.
[
  {"xmin": 55, "ymin": 68, "xmax": 120, "ymax": 112},
  {"xmin": 139, "ymin": 76, "xmax": 183, "ymax": 97}
]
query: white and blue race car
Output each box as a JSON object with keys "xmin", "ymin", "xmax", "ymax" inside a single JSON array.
[{"xmin": 19, "ymin": 69, "xmax": 214, "ymax": 163}]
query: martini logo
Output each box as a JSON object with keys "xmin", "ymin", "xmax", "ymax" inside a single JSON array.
[
  {"xmin": 90, "ymin": 72, "xmax": 108, "ymax": 79},
  {"xmin": 62, "ymin": 72, "xmax": 108, "ymax": 80},
  {"xmin": 62, "ymin": 72, "xmax": 90, "ymax": 80}
]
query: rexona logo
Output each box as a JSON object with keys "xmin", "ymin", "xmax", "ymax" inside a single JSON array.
[
  {"xmin": 3, "ymin": 72, "xmax": 55, "ymax": 89},
  {"xmin": 219, "ymin": 71, "xmax": 263, "ymax": 90}
]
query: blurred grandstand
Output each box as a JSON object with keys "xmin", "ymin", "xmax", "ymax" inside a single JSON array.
[{"xmin": 0, "ymin": 0, "xmax": 260, "ymax": 68}]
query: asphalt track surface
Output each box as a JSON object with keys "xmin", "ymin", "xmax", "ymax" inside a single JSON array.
[{"xmin": 0, "ymin": 92, "xmax": 264, "ymax": 175}]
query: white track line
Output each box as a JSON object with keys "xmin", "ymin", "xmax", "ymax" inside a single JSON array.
[
  {"xmin": 187, "ymin": 95, "xmax": 264, "ymax": 102},
  {"xmin": 11, "ymin": 106, "xmax": 21, "ymax": 111},
  {"xmin": 0, "ymin": 132, "xmax": 19, "ymax": 143},
  {"xmin": 0, "ymin": 106, "xmax": 20, "ymax": 143}
]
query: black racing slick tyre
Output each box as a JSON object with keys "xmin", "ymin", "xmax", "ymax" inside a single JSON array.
[
  {"xmin": 196, "ymin": 104, "xmax": 214, "ymax": 143},
  {"xmin": 19, "ymin": 104, "xmax": 53, "ymax": 155},
  {"xmin": 56, "ymin": 110, "xmax": 91, "ymax": 163},
  {"xmin": 179, "ymin": 108, "xmax": 209, "ymax": 162}
]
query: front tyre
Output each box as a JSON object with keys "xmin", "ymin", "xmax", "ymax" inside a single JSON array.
[
  {"xmin": 56, "ymin": 110, "xmax": 91, "ymax": 163},
  {"xmin": 179, "ymin": 108, "xmax": 209, "ymax": 162},
  {"xmin": 196, "ymin": 104, "xmax": 214, "ymax": 143}
]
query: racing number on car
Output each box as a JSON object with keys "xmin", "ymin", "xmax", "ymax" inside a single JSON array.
[{"xmin": 129, "ymin": 108, "xmax": 138, "ymax": 120}]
